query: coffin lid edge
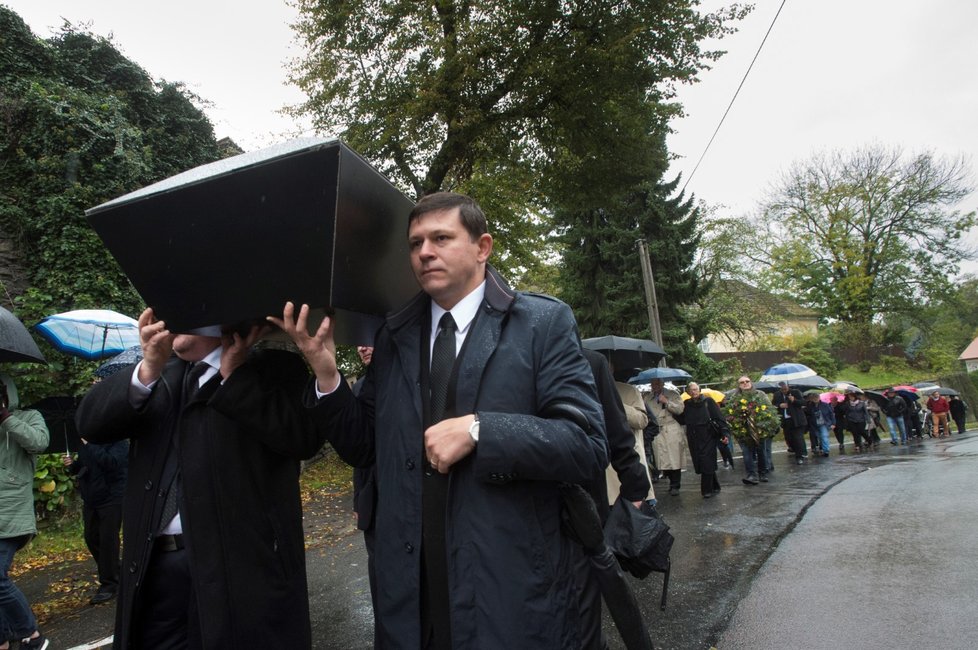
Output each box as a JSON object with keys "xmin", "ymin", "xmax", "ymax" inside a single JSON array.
[{"xmin": 84, "ymin": 137, "xmax": 345, "ymax": 216}]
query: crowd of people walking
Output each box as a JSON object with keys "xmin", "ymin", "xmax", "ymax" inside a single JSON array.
[{"xmin": 637, "ymin": 375, "xmax": 970, "ymax": 496}]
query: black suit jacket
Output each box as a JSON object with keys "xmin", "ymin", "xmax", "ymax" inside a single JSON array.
[
  {"xmin": 581, "ymin": 348, "xmax": 651, "ymax": 516},
  {"xmin": 77, "ymin": 349, "xmax": 324, "ymax": 649}
]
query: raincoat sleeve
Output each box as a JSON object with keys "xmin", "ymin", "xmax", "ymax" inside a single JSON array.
[
  {"xmin": 1, "ymin": 409, "xmax": 49, "ymax": 454},
  {"xmin": 474, "ymin": 301, "xmax": 608, "ymax": 485}
]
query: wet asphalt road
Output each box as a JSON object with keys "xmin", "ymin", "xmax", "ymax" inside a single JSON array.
[{"xmin": 43, "ymin": 431, "xmax": 978, "ymax": 649}]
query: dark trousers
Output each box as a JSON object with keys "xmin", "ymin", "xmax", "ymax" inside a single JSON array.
[
  {"xmin": 785, "ymin": 426, "xmax": 807, "ymax": 459},
  {"xmin": 133, "ymin": 546, "xmax": 200, "ymax": 650},
  {"xmin": 834, "ymin": 425, "xmax": 845, "ymax": 445},
  {"xmin": 953, "ymin": 414, "xmax": 966, "ymax": 434},
  {"xmin": 82, "ymin": 502, "xmax": 122, "ymax": 592},
  {"xmin": 700, "ymin": 472, "xmax": 720, "ymax": 496},
  {"xmin": 848, "ymin": 421, "xmax": 869, "ymax": 448},
  {"xmin": 665, "ymin": 469, "xmax": 681, "ymax": 488}
]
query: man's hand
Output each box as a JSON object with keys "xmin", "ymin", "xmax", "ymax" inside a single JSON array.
[
  {"xmin": 137, "ymin": 308, "xmax": 174, "ymax": 386},
  {"xmin": 425, "ymin": 414, "xmax": 477, "ymax": 474},
  {"xmin": 268, "ymin": 302, "xmax": 339, "ymax": 392},
  {"xmin": 657, "ymin": 393, "xmax": 669, "ymax": 405},
  {"xmin": 220, "ymin": 324, "xmax": 270, "ymax": 380}
]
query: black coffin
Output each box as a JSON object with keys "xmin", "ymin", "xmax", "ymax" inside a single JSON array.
[{"xmin": 86, "ymin": 139, "xmax": 419, "ymax": 345}]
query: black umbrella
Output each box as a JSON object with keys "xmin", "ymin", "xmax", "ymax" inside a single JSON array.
[
  {"xmin": 864, "ymin": 390, "xmax": 890, "ymax": 410},
  {"xmin": 582, "ymin": 336, "xmax": 666, "ymax": 372},
  {"xmin": 0, "ymin": 306, "xmax": 46, "ymax": 364},
  {"xmin": 895, "ymin": 389, "xmax": 920, "ymax": 402},
  {"xmin": 560, "ymin": 484, "xmax": 653, "ymax": 650},
  {"xmin": 753, "ymin": 381, "xmax": 779, "ymax": 393},
  {"xmin": 789, "ymin": 375, "xmax": 832, "ymax": 389},
  {"xmin": 26, "ymin": 395, "xmax": 81, "ymax": 454}
]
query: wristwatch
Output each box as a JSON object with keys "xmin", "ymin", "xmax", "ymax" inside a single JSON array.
[{"xmin": 469, "ymin": 413, "xmax": 480, "ymax": 443}]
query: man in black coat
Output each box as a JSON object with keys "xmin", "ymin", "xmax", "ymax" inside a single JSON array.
[
  {"xmin": 274, "ymin": 192, "xmax": 607, "ymax": 650},
  {"xmin": 76, "ymin": 314, "xmax": 325, "ymax": 649},
  {"xmin": 63, "ymin": 437, "xmax": 128, "ymax": 605}
]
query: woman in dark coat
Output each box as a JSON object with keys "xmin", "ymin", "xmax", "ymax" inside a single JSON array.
[
  {"xmin": 783, "ymin": 388, "xmax": 809, "ymax": 464},
  {"xmin": 682, "ymin": 382, "xmax": 730, "ymax": 498}
]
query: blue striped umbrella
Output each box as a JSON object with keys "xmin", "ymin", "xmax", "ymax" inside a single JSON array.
[
  {"xmin": 35, "ymin": 309, "xmax": 140, "ymax": 361},
  {"xmin": 759, "ymin": 363, "xmax": 816, "ymax": 383}
]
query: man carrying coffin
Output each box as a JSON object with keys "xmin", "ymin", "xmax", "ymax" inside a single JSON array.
[
  {"xmin": 76, "ymin": 315, "xmax": 325, "ymax": 649},
  {"xmin": 273, "ymin": 192, "xmax": 608, "ymax": 649}
]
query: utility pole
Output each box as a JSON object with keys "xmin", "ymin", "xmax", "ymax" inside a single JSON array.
[{"xmin": 637, "ymin": 239, "xmax": 664, "ymax": 366}]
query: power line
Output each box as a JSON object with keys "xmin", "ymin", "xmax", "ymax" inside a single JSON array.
[{"xmin": 680, "ymin": 0, "xmax": 789, "ymax": 197}]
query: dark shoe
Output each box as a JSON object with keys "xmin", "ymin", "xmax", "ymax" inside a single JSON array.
[
  {"xmin": 759, "ymin": 474, "xmax": 769, "ymax": 482},
  {"xmin": 820, "ymin": 451, "xmax": 830, "ymax": 457},
  {"xmin": 90, "ymin": 589, "xmax": 116, "ymax": 605},
  {"xmin": 743, "ymin": 474, "xmax": 759, "ymax": 485},
  {"xmin": 795, "ymin": 458, "xmax": 804, "ymax": 465},
  {"xmin": 20, "ymin": 634, "xmax": 50, "ymax": 650},
  {"xmin": 669, "ymin": 486, "xmax": 680, "ymax": 496},
  {"xmin": 702, "ymin": 492, "xmax": 714, "ymax": 499}
]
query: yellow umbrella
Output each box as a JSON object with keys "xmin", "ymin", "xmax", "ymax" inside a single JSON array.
[{"xmin": 681, "ymin": 387, "xmax": 726, "ymax": 403}]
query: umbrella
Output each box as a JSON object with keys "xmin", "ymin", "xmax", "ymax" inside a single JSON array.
[
  {"xmin": 25, "ymin": 395, "xmax": 81, "ymax": 454},
  {"xmin": 912, "ymin": 381, "xmax": 939, "ymax": 389},
  {"xmin": 830, "ymin": 381, "xmax": 860, "ymax": 393},
  {"xmin": 759, "ymin": 363, "xmax": 816, "ymax": 383},
  {"xmin": 752, "ymin": 381, "xmax": 779, "ymax": 393},
  {"xmin": 864, "ymin": 390, "xmax": 890, "ymax": 409},
  {"xmin": 581, "ymin": 336, "xmax": 666, "ymax": 372},
  {"xmin": 819, "ymin": 391, "xmax": 844, "ymax": 403},
  {"xmin": 35, "ymin": 309, "xmax": 140, "ymax": 361},
  {"xmin": 895, "ymin": 389, "xmax": 919, "ymax": 402},
  {"xmin": 785, "ymin": 375, "xmax": 832, "ymax": 390},
  {"xmin": 936, "ymin": 386, "xmax": 960, "ymax": 396},
  {"xmin": 95, "ymin": 345, "xmax": 144, "ymax": 378},
  {"xmin": 0, "ymin": 306, "xmax": 47, "ymax": 364},
  {"xmin": 628, "ymin": 367, "xmax": 692, "ymax": 385},
  {"xmin": 681, "ymin": 388, "xmax": 726, "ymax": 403},
  {"xmin": 892, "ymin": 385, "xmax": 918, "ymax": 393}
]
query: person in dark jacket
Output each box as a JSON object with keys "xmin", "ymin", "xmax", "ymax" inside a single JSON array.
[
  {"xmin": 949, "ymin": 395, "xmax": 968, "ymax": 434},
  {"xmin": 682, "ymin": 382, "xmax": 729, "ymax": 498},
  {"xmin": 781, "ymin": 388, "xmax": 808, "ymax": 464},
  {"xmin": 831, "ymin": 394, "xmax": 848, "ymax": 451},
  {"xmin": 76, "ymin": 315, "xmax": 325, "ymax": 649},
  {"xmin": 844, "ymin": 390, "xmax": 871, "ymax": 451},
  {"xmin": 63, "ymin": 437, "xmax": 128, "ymax": 604},
  {"xmin": 883, "ymin": 389, "xmax": 909, "ymax": 444},
  {"xmin": 275, "ymin": 192, "xmax": 607, "ymax": 650},
  {"xmin": 804, "ymin": 393, "xmax": 835, "ymax": 457}
]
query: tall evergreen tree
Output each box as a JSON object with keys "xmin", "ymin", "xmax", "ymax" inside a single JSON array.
[{"xmin": 558, "ymin": 174, "xmax": 711, "ymax": 373}]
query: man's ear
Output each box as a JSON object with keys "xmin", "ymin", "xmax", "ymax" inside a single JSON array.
[{"xmin": 477, "ymin": 233, "xmax": 493, "ymax": 262}]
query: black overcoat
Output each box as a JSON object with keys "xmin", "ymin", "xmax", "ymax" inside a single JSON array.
[
  {"xmin": 309, "ymin": 267, "xmax": 608, "ymax": 649},
  {"xmin": 76, "ymin": 349, "xmax": 324, "ymax": 649},
  {"xmin": 682, "ymin": 396, "xmax": 728, "ymax": 475}
]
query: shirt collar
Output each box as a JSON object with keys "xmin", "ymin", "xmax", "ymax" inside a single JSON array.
[{"xmin": 430, "ymin": 280, "xmax": 486, "ymax": 338}]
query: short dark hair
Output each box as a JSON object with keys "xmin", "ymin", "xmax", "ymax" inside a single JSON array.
[{"xmin": 408, "ymin": 192, "xmax": 488, "ymax": 241}]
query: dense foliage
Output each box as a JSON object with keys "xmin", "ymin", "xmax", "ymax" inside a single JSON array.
[
  {"xmin": 289, "ymin": 0, "xmax": 749, "ymax": 282},
  {"xmin": 0, "ymin": 8, "xmax": 222, "ymax": 397},
  {"xmin": 753, "ymin": 145, "xmax": 975, "ymax": 355}
]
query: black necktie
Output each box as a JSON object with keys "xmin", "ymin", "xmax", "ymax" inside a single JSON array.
[
  {"xmin": 429, "ymin": 313, "xmax": 457, "ymax": 423},
  {"xmin": 158, "ymin": 362, "xmax": 209, "ymax": 531}
]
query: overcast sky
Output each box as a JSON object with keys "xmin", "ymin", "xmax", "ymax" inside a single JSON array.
[{"xmin": 7, "ymin": 0, "xmax": 978, "ymax": 235}]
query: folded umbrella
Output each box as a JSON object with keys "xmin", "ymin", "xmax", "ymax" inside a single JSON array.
[{"xmin": 0, "ymin": 306, "xmax": 47, "ymax": 364}]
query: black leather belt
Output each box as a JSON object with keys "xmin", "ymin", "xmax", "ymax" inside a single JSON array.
[{"xmin": 154, "ymin": 534, "xmax": 185, "ymax": 553}]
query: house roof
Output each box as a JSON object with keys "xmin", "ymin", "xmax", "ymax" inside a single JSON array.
[
  {"xmin": 959, "ymin": 336, "xmax": 978, "ymax": 361},
  {"xmin": 720, "ymin": 279, "xmax": 820, "ymax": 319}
]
